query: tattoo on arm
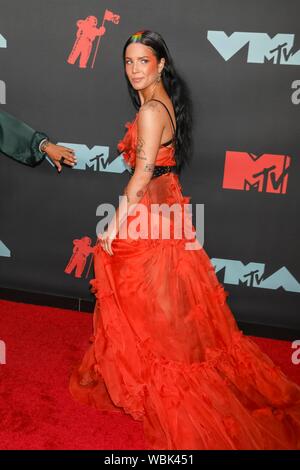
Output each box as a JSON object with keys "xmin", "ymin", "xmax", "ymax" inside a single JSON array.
[
  {"xmin": 142, "ymin": 100, "xmax": 160, "ymax": 113},
  {"xmin": 144, "ymin": 163, "xmax": 155, "ymax": 173},
  {"xmin": 136, "ymin": 137, "xmax": 147, "ymax": 160},
  {"xmin": 123, "ymin": 185, "xmax": 146, "ymax": 203},
  {"xmin": 136, "ymin": 189, "xmax": 145, "ymax": 198}
]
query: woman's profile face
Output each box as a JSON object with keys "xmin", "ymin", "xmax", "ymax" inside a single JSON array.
[{"xmin": 125, "ymin": 42, "xmax": 164, "ymax": 91}]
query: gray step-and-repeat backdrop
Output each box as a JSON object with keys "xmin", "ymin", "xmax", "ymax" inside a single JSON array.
[{"xmin": 0, "ymin": 0, "xmax": 299, "ymax": 331}]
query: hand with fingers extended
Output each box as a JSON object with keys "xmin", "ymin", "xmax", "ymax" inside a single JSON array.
[{"xmin": 41, "ymin": 141, "xmax": 77, "ymax": 172}]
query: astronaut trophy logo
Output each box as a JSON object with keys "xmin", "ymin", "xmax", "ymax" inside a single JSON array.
[
  {"xmin": 64, "ymin": 236, "xmax": 96, "ymax": 278},
  {"xmin": 67, "ymin": 9, "xmax": 120, "ymax": 69}
]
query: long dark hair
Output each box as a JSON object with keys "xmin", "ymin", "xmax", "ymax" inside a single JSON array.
[{"xmin": 122, "ymin": 30, "xmax": 193, "ymax": 175}]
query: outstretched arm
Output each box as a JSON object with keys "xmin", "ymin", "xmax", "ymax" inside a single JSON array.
[
  {"xmin": 100, "ymin": 102, "xmax": 165, "ymax": 254},
  {"xmin": 0, "ymin": 110, "xmax": 76, "ymax": 170},
  {"xmin": 0, "ymin": 110, "xmax": 48, "ymax": 166}
]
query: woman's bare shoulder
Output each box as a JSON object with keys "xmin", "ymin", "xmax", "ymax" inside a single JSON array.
[
  {"xmin": 140, "ymin": 97, "xmax": 175, "ymax": 127},
  {"xmin": 137, "ymin": 100, "xmax": 164, "ymax": 125}
]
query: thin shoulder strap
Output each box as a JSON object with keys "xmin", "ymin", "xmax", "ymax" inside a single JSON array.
[{"xmin": 148, "ymin": 99, "xmax": 176, "ymax": 133}]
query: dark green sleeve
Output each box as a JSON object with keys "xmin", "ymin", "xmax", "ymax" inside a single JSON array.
[{"xmin": 0, "ymin": 110, "xmax": 49, "ymax": 166}]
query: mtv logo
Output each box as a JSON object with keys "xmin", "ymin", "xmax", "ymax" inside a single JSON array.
[
  {"xmin": 0, "ymin": 80, "xmax": 6, "ymax": 104},
  {"xmin": 0, "ymin": 240, "xmax": 11, "ymax": 257},
  {"xmin": 223, "ymin": 151, "xmax": 290, "ymax": 194},
  {"xmin": 46, "ymin": 143, "xmax": 129, "ymax": 173},
  {"xmin": 1, "ymin": 33, "xmax": 7, "ymax": 104},
  {"xmin": 207, "ymin": 31, "xmax": 300, "ymax": 65},
  {"xmin": 211, "ymin": 258, "xmax": 300, "ymax": 293},
  {"xmin": 0, "ymin": 33, "xmax": 7, "ymax": 48}
]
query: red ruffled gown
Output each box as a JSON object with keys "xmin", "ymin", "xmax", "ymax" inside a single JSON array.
[{"xmin": 69, "ymin": 112, "xmax": 300, "ymax": 450}]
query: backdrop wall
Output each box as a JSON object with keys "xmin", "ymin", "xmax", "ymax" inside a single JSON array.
[{"xmin": 0, "ymin": 0, "xmax": 299, "ymax": 331}]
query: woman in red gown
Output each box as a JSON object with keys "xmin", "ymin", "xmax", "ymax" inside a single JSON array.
[{"xmin": 69, "ymin": 30, "xmax": 300, "ymax": 450}]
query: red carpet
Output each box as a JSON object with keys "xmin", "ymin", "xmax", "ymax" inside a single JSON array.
[{"xmin": 0, "ymin": 299, "xmax": 299, "ymax": 450}]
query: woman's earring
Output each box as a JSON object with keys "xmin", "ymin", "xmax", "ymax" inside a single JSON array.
[{"xmin": 157, "ymin": 72, "xmax": 161, "ymax": 82}]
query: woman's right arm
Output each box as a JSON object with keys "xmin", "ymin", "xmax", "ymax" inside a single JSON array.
[{"xmin": 108, "ymin": 102, "xmax": 165, "ymax": 235}]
